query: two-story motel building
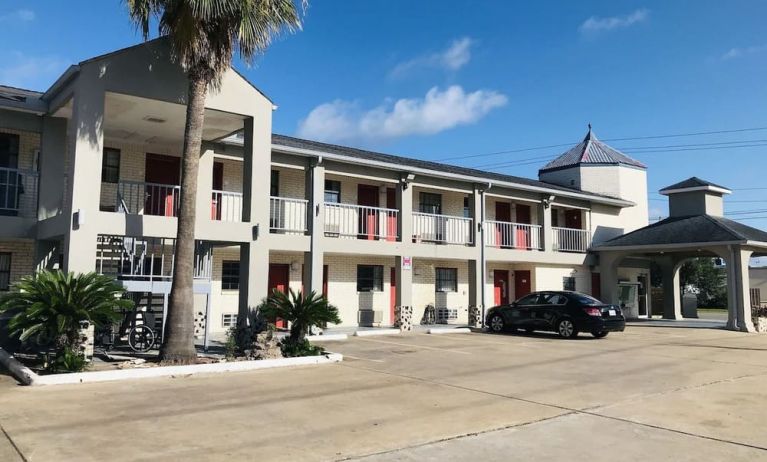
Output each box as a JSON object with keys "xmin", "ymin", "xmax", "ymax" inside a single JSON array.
[{"xmin": 0, "ymin": 41, "xmax": 652, "ymax": 339}]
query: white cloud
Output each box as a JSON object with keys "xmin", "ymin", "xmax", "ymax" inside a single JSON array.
[
  {"xmin": 721, "ymin": 44, "xmax": 767, "ymax": 60},
  {"xmin": 390, "ymin": 37, "xmax": 475, "ymax": 78},
  {"xmin": 579, "ymin": 9, "xmax": 649, "ymax": 34},
  {"xmin": 297, "ymin": 85, "xmax": 507, "ymax": 143},
  {"xmin": 0, "ymin": 9, "xmax": 35, "ymax": 22},
  {"xmin": 0, "ymin": 53, "xmax": 69, "ymax": 90}
]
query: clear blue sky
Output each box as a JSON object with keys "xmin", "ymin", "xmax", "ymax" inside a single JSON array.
[{"xmin": 1, "ymin": 1, "xmax": 766, "ymax": 245}]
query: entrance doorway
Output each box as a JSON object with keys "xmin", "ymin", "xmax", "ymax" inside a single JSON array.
[
  {"xmin": 145, "ymin": 153, "xmax": 181, "ymax": 217},
  {"xmin": 515, "ymin": 204, "xmax": 531, "ymax": 249},
  {"xmin": 268, "ymin": 263, "xmax": 290, "ymax": 328},
  {"xmin": 390, "ymin": 267, "xmax": 397, "ymax": 324},
  {"xmin": 514, "ymin": 270, "xmax": 531, "ymax": 299},
  {"xmin": 495, "ymin": 202, "xmax": 511, "ymax": 247},
  {"xmin": 494, "ymin": 270, "xmax": 509, "ymax": 305},
  {"xmin": 357, "ymin": 184, "xmax": 379, "ymax": 240},
  {"xmin": 386, "ymin": 188, "xmax": 397, "ymax": 241}
]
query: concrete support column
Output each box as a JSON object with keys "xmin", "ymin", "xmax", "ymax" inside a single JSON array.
[
  {"xmin": 540, "ymin": 201, "xmax": 553, "ymax": 252},
  {"xmin": 238, "ymin": 242, "xmax": 269, "ymax": 318},
  {"xmin": 729, "ymin": 246, "xmax": 755, "ymax": 332},
  {"xmin": 241, "ymin": 116, "xmax": 271, "ymax": 228},
  {"xmin": 397, "ymin": 177, "xmax": 413, "ymax": 242},
  {"xmin": 598, "ymin": 251, "xmax": 624, "ymax": 306},
  {"xmin": 63, "ymin": 84, "xmax": 105, "ymax": 274},
  {"xmin": 38, "ymin": 116, "xmax": 68, "ymax": 220},
  {"xmin": 303, "ymin": 159, "xmax": 325, "ymax": 294},
  {"xmin": 395, "ymin": 255, "xmax": 413, "ymax": 309},
  {"xmin": 657, "ymin": 257, "xmax": 682, "ymax": 320},
  {"xmin": 195, "ymin": 147, "xmax": 215, "ymax": 227}
]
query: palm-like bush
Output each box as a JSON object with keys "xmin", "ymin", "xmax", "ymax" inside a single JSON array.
[
  {"xmin": 0, "ymin": 271, "xmax": 131, "ymax": 351},
  {"xmin": 260, "ymin": 289, "xmax": 341, "ymax": 344}
]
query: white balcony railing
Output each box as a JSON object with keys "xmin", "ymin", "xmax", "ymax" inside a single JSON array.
[
  {"xmin": 324, "ymin": 202, "xmax": 398, "ymax": 240},
  {"xmin": 412, "ymin": 212, "xmax": 473, "ymax": 245},
  {"xmin": 485, "ymin": 221, "xmax": 542, "ymax": 250},
  {"xmin": 0, "ymin": 167, "xmax": 38, "ymax": 218},
  {"xmin": 553, "ymin": 227, "xmax": 591, "ymax": 253},
  {"xmin": 117, "ymin": 180, "xmax": 181, "ymax": 217},
  {"xmin": 270, "ymin": 196, "xmax": 308, "ymax": 234},
  {"xmin": 211, "ymin": 190, "xmax": 242, "ymax": 222}
]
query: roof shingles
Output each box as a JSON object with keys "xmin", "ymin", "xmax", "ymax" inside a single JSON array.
[{"xmin": 540, "ymin": 128, "xmax": 646, "ymax": 172}]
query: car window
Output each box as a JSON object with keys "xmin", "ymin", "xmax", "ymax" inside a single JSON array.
[
  {"xmin": 571, "ymin": 293, "xmax": 603, "ymax": 305},
  {"xmin": 516, "ymin": 294, "xmax": 541, "ymax": 306},
  {"xmin": 544, "ymin": 293, "xmax": 568, "ymax": 305}
]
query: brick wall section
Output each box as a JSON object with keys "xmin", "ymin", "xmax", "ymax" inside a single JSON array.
[
  {"xmin": 209, "ymin": 245, "xmax": 241, "ymax": 333},
  {"xmin": 323, "ymin": 254, "xmax": 396, "ymax": 327},
  {"xmin": 272, "ymin": 167, "xmax": 305, "ymax": 199},
  {"xmin": 219, "ymin": 158, "xmax": 243, "ymax": 193},
  {"xmin": 485, "ymin": 197, "xmax": 540, "ymax": 224},
  {"xmin": 0, "ymin": 129, "xmax": 40, "ymax": 217},
  {"xmin": 412, "ymin": 258, "xmax": 469, "ymax": 324},
  {"xmin": 412, "ymin": 186, "xmax": 467, "ymax": 217},
  {"xmin": 0, "ymin": 240, "xmax": 35, "ymax": 291}
]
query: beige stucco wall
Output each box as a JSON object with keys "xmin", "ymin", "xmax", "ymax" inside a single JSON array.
[{"xmin": 750, "ymin": 268, "xmax": 767, "ymax": 304}]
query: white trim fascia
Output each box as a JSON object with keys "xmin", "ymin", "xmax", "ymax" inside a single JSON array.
[
  {"xmin": 659, "ymin": 185, "xmax": 732, "ymax": 196},
  {"xmin": 326, "ymin": 170, "xmax": 399, "ymax": 184},
  {"xmin": 551, "ymin": 202, "xmax": 590, "ymax": 211},
  {"xmin": 271, "ymin": 161, "xmax": 305, "ymax": 171},
  {"xmin": 272, "ymin": 144, "xmax": 634, "ymax": 208},
  {"xmin": 745, "ymin": 240, "xmax": 767, "ymax": 249},
  {"xmin": 212, "ymin": 153, "xmax": 244, "ymax": 162},
  {"xmin": 484, "ymin": 192, "xmax": 542, "ymax": 204},
  {"xmin": 411, "ymin": 181, "xmax": 473, "ymax": 194},
  {"xmin": 593, "ymin": 240, "xmax": 746, "ymax": 252}
]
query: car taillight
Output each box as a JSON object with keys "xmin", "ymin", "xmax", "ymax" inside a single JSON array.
[{"xmin": 583, "ymin": 307, "xmax": 602, "ymax": 317}]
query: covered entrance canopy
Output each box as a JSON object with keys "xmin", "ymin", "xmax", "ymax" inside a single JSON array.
[{"xmin": 594, "ymin": 178, "xmax": 767, "ymax": 332}]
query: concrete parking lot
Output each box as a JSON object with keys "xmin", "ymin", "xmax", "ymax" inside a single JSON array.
[{"xmin": 1, "ymin": 326, "xmax": 767, "ymax": 461}]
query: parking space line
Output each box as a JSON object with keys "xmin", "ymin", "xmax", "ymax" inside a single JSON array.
[{"xmin": 342, "ymin": 354, "xmax": 385, "ymax": 363}]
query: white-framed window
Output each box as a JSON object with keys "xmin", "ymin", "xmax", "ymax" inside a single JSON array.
[
  {"xmin": 222, "ymin": 260, "xmax": 240, "ymax": 290},
  {"xmin": 221, "ymin": 313, "xmax": 237, "ymax": 328},
  {"xmin": 563, "ymin": 276, "xmax": 576, "ymax": 291}
]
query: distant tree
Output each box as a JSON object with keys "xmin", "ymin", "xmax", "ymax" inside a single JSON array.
[{"xmin": 680, "ymin": 258, "xmax": 726, "ymax": 307}]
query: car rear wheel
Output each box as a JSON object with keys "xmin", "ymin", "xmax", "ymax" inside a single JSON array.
[
  {"xmin": 489, "ymin": 314, "xmax": 505, "ymax": 333},
  {"xmin": 591, "ymin": 331, "xmax": 608, "ymax": 338},
  {"xmin": 556, "ymin": 319, "xmax": 578, "ymax": 339}
]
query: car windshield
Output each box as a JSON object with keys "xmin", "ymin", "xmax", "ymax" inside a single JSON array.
[{"xmin": 571, "ymin": 293, "xmax": 603, "ymax": 305}]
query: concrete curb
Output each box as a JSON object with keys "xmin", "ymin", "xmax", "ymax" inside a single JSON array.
[
  {"xmin": 353, "ymin": 329, "xmax": 401, "ymax": 337},
  {"xmin": 9, "ymin": 353, "xmax": 343, "ymax": 386},
  {"xmin": 0, "ymin": 347, "xmax": 36, "ymax": 385},
  {"xmin": 426, "ymin": 327, "xmax": 472, "ymax": 335},
  {"xmin": 306, "ymin": 334, "xmax": 348, "ymax": 342}
]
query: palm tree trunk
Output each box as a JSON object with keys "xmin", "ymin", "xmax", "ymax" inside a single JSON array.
[{"xmin": 160, "ymin": 72, "xmax": 208, "ymax": 363}]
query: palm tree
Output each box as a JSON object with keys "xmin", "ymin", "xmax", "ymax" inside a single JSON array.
[
  {"xmin": 260, "ymin": 289, "xmax": 341, "ymax": 344},
  {"xmin": 0, "ymin": 271, "xmax": 130, "ymax": 351},
  {"xmin": 125, "ymin": 0, "xmax": 306, "ymax": 362}
]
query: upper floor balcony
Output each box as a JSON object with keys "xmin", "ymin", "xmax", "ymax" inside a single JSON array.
[
  {"xmin": 0, "ymin": 167, "xmax": 38, "ymax": 219},
  {"xmin": 412, "ymin": 212, "xmax": 473, "ymax": 245}
]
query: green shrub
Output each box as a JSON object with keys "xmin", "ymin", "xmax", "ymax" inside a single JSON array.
[
  {"xmin": 0, "ymin": 271, "xmax": 131, "ymax": 354},
  {"xmin": 47, "ymin": 346, "xmax": 88, "ymax": 373},
  {"xmin": 279, "ymin": 338, "xmax": 324, "ymax": 357},
  {"xmin": 260, "ymin": 289, "xmax": 341, "ymax": 344}
]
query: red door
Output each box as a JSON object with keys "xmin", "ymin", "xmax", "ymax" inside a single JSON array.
[
  {"xmin": 145, "ymin": 154, "xmax": 180, "ymax": 216},
  {"xmin": 357, "ymin": 184, "xmax": 379, "ymax": 240},
  {"xmin": 495, "ymin": 202, "xmax": 511, "ymax": 248},
  {"xmin": 390, "ymin": 267, "xmax": 397, "ymax": 324},
  {"xmin": 494, "ymin": 270, "xmax": 509, "ymax": 305},
  {"xmin": 386, "ymin": 188, "xmax": 397, "ymax": 241},
  {"xmin": 515, "ymin": 204, "xmax": 531, "ymax": 249},
  {"xmin": 514, "ymin": 270, "xmax": 531, "ymax": 299},
  {"xmin": 268, "ymin": 264, "xmax": 290, "ymax": 328},
  {"xmin": 211, "ymin": 162, "xmax": 224, "ymax": 220}
]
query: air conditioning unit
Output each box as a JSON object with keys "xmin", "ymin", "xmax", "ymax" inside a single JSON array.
[
  {"xmin": 436, "ymin": 308, "xmax": 459, "ymax": 324},
  {"xmin": 358, "ymin": 309, "xmax": 383, "ymax": 327}
]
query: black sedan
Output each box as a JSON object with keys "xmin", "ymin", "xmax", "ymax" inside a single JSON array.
[{"xmin": 485, "ymin": 291, "xmax": 625, "ymax": 338}]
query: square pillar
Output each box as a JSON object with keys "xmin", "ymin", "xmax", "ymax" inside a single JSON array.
[
  {"xmin": 730, "ymin": 247, "xmax": 755, "ymax": 332},
  {"xmin": 239, "ymin": 242, "xmax": 269, "ymax": 319},
  {"xmin": 63, "ymin": 84, "xmax": 105, "ymax": 274},
  {"xmin": 598, "ymin": 251, "xmax": 624, "ymax": 305},
  {"xmin": 39, "ymin": 116, "xmax": 68, "ymax": 220},
  {"xmin": 397, "ymin": 177, "xmax": 413, "ymax": 242},
  {"xmin": 303, "ymin": 159, "xmax": 325, "ymax": 294},
  {"xmin": 540, "ymin": 201, "xmax": 553, "ymax": 252},
  {"xmin": 241, "ymin": 116, "xmax": 271, "ymax": 227},
  {"xmin": 657, "ymin": 257, "xmax": 682, "ymax": 320},
  {"xmin": 195, "ymin": 147, "xmax": 215, "ymax": 227},
  {"xmin": 395, "ymin": 255, "xmax": 413, "ymax": 309}
]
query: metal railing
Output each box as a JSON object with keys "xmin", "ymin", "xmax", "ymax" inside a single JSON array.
[
  {"xmin": 117, "ymin": 180, "xmax": 181, "ymax": 217},
  {"xmin": 412, "ymin": 212, "xmax": 473, "ymax": 245},
  {"xmin": 324, "ymin": 202, "xmax": 399, "ymax": 240},
  {"xmin": 0, "ymin": 167, "xmax": 38, "ymax": 218},
  {"xmin": 96, "ymin": 235, "xmax": 211, "ymax": 282},
  {"xmin": 485, "ymin": 221, "xmax": 542, "ymax": 250},
  {"xmin": 211, "ymin": 190, "xmax": 243, "ymax": 222},
  {"xmin": 553, "ymin": 227, "xmax": 591, "ymax": 253},
  {"xmin": 270, "ymin": 196, "xmax": 308, "ymax": 234}
]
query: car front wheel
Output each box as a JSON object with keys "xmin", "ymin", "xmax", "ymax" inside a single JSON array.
[
  {"xmin": 489, "ymin": 314, "xmax": 505, "ymax": 333},
  {"xmin": 591, "ymin": 331, "xmax": 608, "ymax": 338},
  {"xmin": 556, "ymin": 319, "xmax": 578, "ymax": 339}
]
